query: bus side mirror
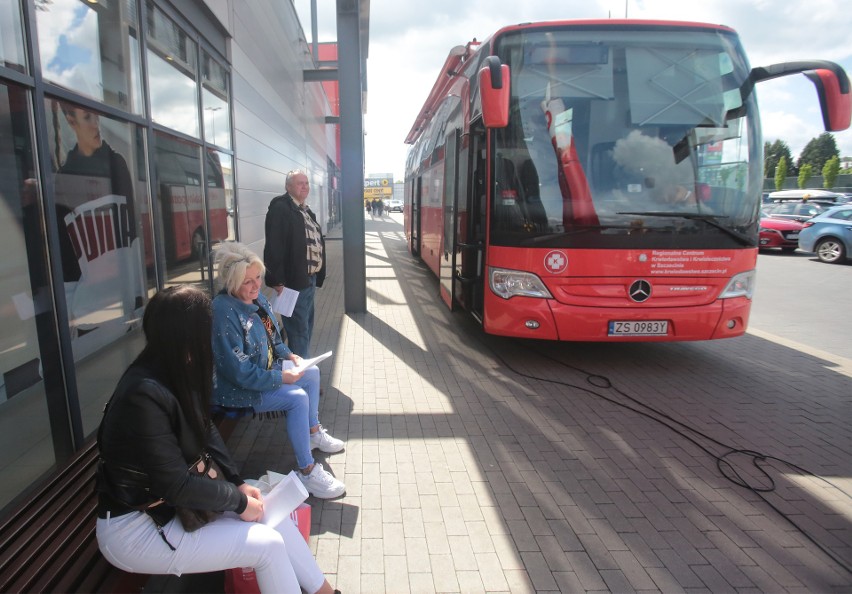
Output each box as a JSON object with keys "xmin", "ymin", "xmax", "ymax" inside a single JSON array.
[
  {"xmin": 746, "ymin": 61, "xmax": 851, "ymax": 132},
  {"xmin": 479, "ymin": 56, "xmax": 510, "ymax": 128},
  {"xmin": 804, "ymin": 68, "xmax": 852, "ymax": 131}
]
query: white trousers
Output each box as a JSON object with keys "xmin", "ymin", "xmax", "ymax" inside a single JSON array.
[{"xmin": 97, "ymin": 510, "xmax": 324, "ymax": 594}]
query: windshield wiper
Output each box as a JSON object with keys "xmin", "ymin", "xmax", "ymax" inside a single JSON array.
[{"xmin": 617, "ymin": 211, "xmax": 755, "ymax": 246}]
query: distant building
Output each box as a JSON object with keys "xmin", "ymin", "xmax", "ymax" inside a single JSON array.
[{"xmin": 364, "ymin": 174, "xmax": 393, "ymax": 203}]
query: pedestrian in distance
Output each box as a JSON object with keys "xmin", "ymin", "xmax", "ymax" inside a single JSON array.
[
  {"xmin": 95, "ymin": 285, "xmax": 340, "ymax": 594},
  {"xmin": 212, "ymin": 241, "xmax": 345, "ymax": 499},
  {"xmin": 263, "ymin": 170, "xmax": 325, "ymax": 358}
]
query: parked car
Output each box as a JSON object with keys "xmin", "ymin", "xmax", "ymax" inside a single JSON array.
[
  {"xmin": 759, "ymin": 211, "xmax": 803, "ymax": 252},
  {"xmin": 766, "ymin": 189, "xmax": 843, "ymax": 203},
  {"xmin": 384, "ymin": 198, "xmax": 403, "ymax": 213},
  {"xmin": 797, "ymin": 204, "xmax": 852, "ymax": 263},
  {"xmin": 762, "ymin": 200, "xmax": 831, "ymax": 223},
  {"xmin": 764, "ymin": 189, "xmax": 842, "ymax": 222}
]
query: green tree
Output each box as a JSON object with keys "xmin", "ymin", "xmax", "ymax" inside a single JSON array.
[
  {"xmin": 764, "ymin": 139, "xmax": 793, "ymax": 178},
  {"xmin": 822, "ymin": 155, "xmax": 840, "ymax": 188},
  {"xmin": 796, "ymin": 132, "xmax": 839, "ymax": 173},
  {"xmin": 797, "ymin": 163, "xmax": 813, "ymax": 189},
  {"xmin": 774, "ymin": 155, "xmax": 788, "ymax": 190}
]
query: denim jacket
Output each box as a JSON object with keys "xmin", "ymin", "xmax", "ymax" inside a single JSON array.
[{"xmin": 212, "ymin": 291, "xmax": 292, "ymax": 409}]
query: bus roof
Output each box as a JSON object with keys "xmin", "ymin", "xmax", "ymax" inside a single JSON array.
[
  {"xmin": 404, "ymin": 41, "xmax": 480, "ymax": 145},
  {"xmin": 488, "ymin": 18, "xmax": 735, "ymax": 38}
]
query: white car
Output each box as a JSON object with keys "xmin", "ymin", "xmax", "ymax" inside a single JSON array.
[{"xmin": 384, "ymin": 199, "xmax": 403, "ymax": 213}]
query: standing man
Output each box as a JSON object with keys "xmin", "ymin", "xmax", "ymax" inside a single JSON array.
[{"xmin": 264, "ymin": 170, "xmax": 325, "ymax": 358}]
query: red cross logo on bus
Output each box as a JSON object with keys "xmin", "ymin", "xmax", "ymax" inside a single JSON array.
[{"xmin": 544, "ymin": 250, "xmax": 568, "ymax": 274}]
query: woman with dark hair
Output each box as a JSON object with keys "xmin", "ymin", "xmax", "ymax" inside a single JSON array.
[{"xmin": 95, "ymin": 285, "xmax": 338, "ymax": 594}]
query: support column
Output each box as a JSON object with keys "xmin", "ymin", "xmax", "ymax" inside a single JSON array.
[{"xmin": 336, "ymin": 0, "xmax": 366, "ymax": 313}]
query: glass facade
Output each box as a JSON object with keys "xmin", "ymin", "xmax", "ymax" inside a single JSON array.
[
  {"xmin": 0, "ymin": 0, "xmax": 233, "ymax": 513},
  {"xmin": 146, "ymin": 1, "xmax": 199, "ymax": 137},
  {"xmin": 36, "ymin": 0, "xmax": 145, "ymax": 113},
  {"xmin": 203, "ymin": 50, "xmax": 230, "ymax": 150},
  {"xmin": 0, "ymin": 0, "xmax": 26, "ymax": 73},
  {"xmin": 0, "ymin": 82, "xmax": 56, "ymax": 509},
  {"xmin": 45, "ymin": 98, "xmax": 154, "ymax": 435}
]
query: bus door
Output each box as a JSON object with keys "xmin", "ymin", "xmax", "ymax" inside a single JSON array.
[
  {"xmin": 411, "ymin": 176, "xmax": 422, "ymax": 257},
  {"xmin": 439, "ymin": 129, "xmax": 460, "ymax": 308},
  {"xmin": 455, "ymin": 127, "xmax": 486, "ymax": 322}
]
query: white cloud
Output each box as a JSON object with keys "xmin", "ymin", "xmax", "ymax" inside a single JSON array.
[{"xmin": 298, "ymin": 1, "xmax": 852, "ymax": 179}]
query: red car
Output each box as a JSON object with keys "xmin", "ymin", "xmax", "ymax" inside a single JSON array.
[{"xmin": 759, "ymin": 211, "xmax": 803, "ymax": 252}]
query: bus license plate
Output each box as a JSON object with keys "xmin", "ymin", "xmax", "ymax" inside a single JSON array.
[{"xmin": 608, "ymin": 320, "xmax": 668, "ymax": 336}]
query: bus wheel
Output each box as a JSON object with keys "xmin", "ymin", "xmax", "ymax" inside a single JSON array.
[{"xmin": 191, "ymin": 229, "xmax": 206, "ymax": 259}]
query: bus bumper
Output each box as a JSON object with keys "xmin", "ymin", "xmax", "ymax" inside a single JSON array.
[{"xmin": 483, "ymin": 295, "xmax": 751, "ymax": 341}]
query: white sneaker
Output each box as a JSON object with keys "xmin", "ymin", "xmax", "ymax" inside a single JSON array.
[
  {"xmin": 298, "ymin": 463, "xmax": 345, "ymax": 499},
  {"xmin": 310, "ymin": 425, "xmax": 345, "ymax": 453}
]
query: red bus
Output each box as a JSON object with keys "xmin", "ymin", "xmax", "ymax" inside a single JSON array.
[
  {"xmin": 149, "ymin": 136, "xmax": 229, "ymax": 265},
  {"xmin": 404, "ymin": 19, "xmax": 850, "ymax": 341}
]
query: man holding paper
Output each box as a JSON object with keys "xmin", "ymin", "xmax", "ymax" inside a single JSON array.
[
  {"xmin": 212, "ymin": 242, "xmax": 345, "ymax": 499},
  {"xmin": 263, "ymin": 170, "xmax": 325, "ymax": 358}
]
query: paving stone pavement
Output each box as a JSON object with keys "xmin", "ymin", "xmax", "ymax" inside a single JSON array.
[{"xmin": 224, "ymin": 213, "xmax": 852, "ymax": 593}]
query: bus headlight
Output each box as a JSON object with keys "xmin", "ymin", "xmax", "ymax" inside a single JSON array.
[
  {"xmin": 489, "ymin": 267, "xmax": 553, "ymax": 300},
  {"xmin": 719, "ymin": 270, "xmax": 755, "ymax": 299}
]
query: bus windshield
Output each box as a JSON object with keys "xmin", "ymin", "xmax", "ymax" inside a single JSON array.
[{"xmin": 491, "ymin": 26, "xmax": 761, "ymax": 249}]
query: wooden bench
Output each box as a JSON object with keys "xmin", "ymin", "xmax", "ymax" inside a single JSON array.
[
  {"xmin": 0, "ymin": 439, "xmax": 147, "ymax": 593},
  {"xmin": 0, "ymin": 416, "xmax": 241, "ymax": 593}
]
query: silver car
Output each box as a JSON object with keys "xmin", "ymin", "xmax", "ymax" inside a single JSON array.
[{"xmin": 384, "ymin": 199, "xmax": 403, "ymax": 213}]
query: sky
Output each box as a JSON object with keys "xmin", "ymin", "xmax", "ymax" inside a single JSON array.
[{"xmin": 295, "ymin": 0, "xmax": 852, "ymax": 181}]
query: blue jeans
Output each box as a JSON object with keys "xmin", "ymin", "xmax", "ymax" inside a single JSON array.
[
  {"xmin": 281, "ymin": 275, "xmax": 315, "ymax": 357},
  {"xmin": 253, "ymin": 366, "xmax": 320, "ymax": 470}
]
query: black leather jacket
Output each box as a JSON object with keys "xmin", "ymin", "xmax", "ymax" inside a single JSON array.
[
  {"xmin": 96, "ymin": 365, "xmax": 246, "ymax": 525},
  {"xmin": 263, "ymin": 192, "xmax": 326, "ymax": 290}
]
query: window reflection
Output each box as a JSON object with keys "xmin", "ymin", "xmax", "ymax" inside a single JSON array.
[
  {"xmin": 215, "ymin": 150, "xmax": 236, "ymax": 240},
  {"xmin": 0, "ymin": 83, "xmax": 55, "ymax": 510},
  {"xmin": 49, "ymin": 101, "xmax": 147, "ymax": 343},
  {"xmin": 0, "ymin": 0, "xmax": 26, "ymax": 73},
  {"xmin": 154, "ymin": 131, "xmax": 208, "ymax": 287},
  {"xmin": 146, "ymin": 2, "xmax": 198, "ymax": 137},
  {"xmin": 203, "ymin": 51, "xmax": 230, "ymax": 149},
  {"xmin": 36, "ymin": 0, "xmax": 143, "ymax": 113},
  {"xmin": 46, "ymin": 99, "xmax": 153, "ymax": 433}
]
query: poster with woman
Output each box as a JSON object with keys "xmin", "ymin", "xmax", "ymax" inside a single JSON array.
[{"xmin": 50, "ymin": 101, "xmax": 146, "ymax": 359}]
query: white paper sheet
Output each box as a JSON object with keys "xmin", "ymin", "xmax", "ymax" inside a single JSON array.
[
  {"xmin": 271, "ymin": 287, "xmax": 300, "ymax": 317},
  {"xmin": 281, "ymin": 350, "xmax": 333, "ymax": 373},
  {"xmin": 261, "ymin": 470, "xmax": 309, "ymax": 526}
]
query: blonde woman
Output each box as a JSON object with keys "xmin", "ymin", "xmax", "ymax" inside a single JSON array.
[{"xmin": 212, "ymin": 241, "xmax": 345, "ymax": 498}]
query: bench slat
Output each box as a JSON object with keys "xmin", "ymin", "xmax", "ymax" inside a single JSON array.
[{"xmin": 0, "ymin": 415, "xmax": 238, "ymax": 593}]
